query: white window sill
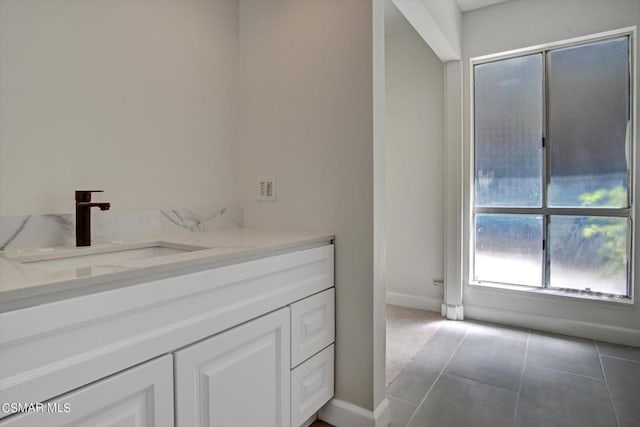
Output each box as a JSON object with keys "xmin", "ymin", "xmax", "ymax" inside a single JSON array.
[{"xmin": 469, "ymin": 280, "xmax": 634, "ymax": 305}]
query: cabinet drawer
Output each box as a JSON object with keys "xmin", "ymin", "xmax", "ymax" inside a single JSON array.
[
  {"xmin": 291, "ymin": 344, "xmax": 334, "ymax": 427},
  {"xmin": 0, "ymin": 355, "xmax": 173, "ymax": 427},
  {"xmin": 291, "ymin": 288, "xmax": 335, "ymax": 367}
]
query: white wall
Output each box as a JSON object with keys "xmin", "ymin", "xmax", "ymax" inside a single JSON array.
[
  {"xmin": 461, "ymin": 0, "xmax": 640, "ymax": 342},
  {"xmin": 0, "ymin": 0, "xmax": 239, "ymax": 216},
  {"xmin": 385, "ymin": 16, "xmax": 445, "ymax": 309},
  {"xmin": 238, "ymin": 0, "xmax": 377, "ymax": 411}
]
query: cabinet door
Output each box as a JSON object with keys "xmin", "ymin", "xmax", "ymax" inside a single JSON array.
[
  {"xmin": 0, "ymin": 355, "xmax": 173, "ymax": 427},
  {"xmin": 175, "ymin": 308, "xmax": 290, "ymax": 427}
]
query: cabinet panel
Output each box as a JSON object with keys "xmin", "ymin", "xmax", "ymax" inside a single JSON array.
[
  {"xmin": 0, "ymin": 355, "xmax": 173, "ymax": 427},
  {"xmin": 290, "ymin": 289, "xmax": 335, "ymax": 367},
  {"xmin": 175, "ymin": 308, "xmax": 290, "ymax": 427},
  {"xmin": 291, "ymin": 345, "xmax": 334, "ymax": 427}
]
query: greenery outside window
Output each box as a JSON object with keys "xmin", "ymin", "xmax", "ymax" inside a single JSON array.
[{"xmin": 470, "ymin": 29, "xmax": 634, "ymax": 299}]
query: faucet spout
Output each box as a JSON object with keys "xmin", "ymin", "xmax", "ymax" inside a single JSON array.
[
  {"xmin": 75, "ymin": 191, "xmax": 110, "ymax": 246},
  {"xmin": 78, "ymin": 202, "xmax": 111, "ymax": 211}
]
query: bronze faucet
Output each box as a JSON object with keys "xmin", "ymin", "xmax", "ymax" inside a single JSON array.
[{"xmin": 75, "ymin": 190, "xmax": 110, "ymax": 247}]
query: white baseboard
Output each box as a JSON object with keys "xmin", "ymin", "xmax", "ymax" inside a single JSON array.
[
  {"xmin": 464, "ymin": 304, "xmax": 640, "ymax": 347},
  {"xmin": 319, "ymin": 398, "xmax": 390, "ymax": 427},
  {"xmin": 374, "ymin": 398, "xmax": 391, "ymax": 427},
  {"xmin": 386, "ymin": 291, "xmax": 442, "ymax": 312}
]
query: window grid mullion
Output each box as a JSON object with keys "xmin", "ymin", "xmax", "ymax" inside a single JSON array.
[
  {"xmin": 628, "ymin": 35, "xmax": 634, "ymax": 210},
  {"xmin": 542, "ymin": 50, "xmax": 549, "ymax": 289},
  {"xmin": 542, "ymin": 215, "xmax": 549, "ymax": 288},
  {"xmin": 627, "ymin": 217, "xmax": 633, "ymax": 297},
  {"xmin": 474, "ymin": 207, "xmax": 631, "ymax": 216}
]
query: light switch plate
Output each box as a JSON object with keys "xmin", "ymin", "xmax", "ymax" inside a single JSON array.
[{"xmin": 258, "ymin": 176, "xmax": 276, "ymax": 201}]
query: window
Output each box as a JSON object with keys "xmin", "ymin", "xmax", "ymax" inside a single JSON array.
[{"xmin": 471, "ymin": 30, "xmax": 634, "ymax": 299}]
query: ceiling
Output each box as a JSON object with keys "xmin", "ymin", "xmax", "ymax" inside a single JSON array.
[
  {"xmin": 455, "ymin": 0, "xmax": 510, "ymax": 12},
  {"xmin": 385, "ymin": 0, "xmax": 511, "ymax": 35}
]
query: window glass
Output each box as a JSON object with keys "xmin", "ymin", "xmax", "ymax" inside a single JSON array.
[
  {"xmin": 472, "ymin": 34, "xmax": 632, "ymax": 298},
  {"xmin": 474, "ymin": 54, "xmax": 543, "ymax": 207},
  {"xmin": 548, "ymin": 37, "xmax": 630, "ymax": 208},
  {"xmin": 548, "ymin": 216, "xmax": 628, "ymax": 294},
  {"xmin": 474, "ymin": 214, "xmax": 543, "ymax": 287}
]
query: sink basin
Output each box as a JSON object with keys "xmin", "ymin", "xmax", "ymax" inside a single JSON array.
[{"xmin": 8, "ymin": 242, "xmax": 208, "ymax": 272}]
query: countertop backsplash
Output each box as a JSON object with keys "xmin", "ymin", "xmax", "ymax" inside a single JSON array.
[{"xmin": 0, "ymin": 206, "xmax": 243, "ymax": 251}]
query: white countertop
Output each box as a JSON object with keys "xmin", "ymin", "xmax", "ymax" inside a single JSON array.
[{"xmin": 0, "ymin": 228, "xmax": 334, "ymax": 312}]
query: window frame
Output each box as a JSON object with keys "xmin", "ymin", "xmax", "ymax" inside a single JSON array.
[{"xmin": 468, "ymin": 27, "xmax": 636, "ymax": 301}]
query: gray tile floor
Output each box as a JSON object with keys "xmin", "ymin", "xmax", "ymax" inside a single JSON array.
[{"xmin": 386, "ymin": 319, "xmax": 640, "ymax": 427}]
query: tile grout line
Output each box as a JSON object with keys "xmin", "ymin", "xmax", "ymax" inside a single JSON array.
[
  {"xmin": 442, "ymin": 371, "xmax": 524, "ymax": 391},
  {"xmin": 386, "ymin": 395, "xmax": 420, "ymax": 407},
  {"xmin": 596, "ymin": 341, "xmax": 621, "ymax": 427},
  {"xmin": 598, "ymin": 353, "xmax": 640, "ymax": 364},
  {"xmin": 512, "ymin": 329, "xmax": 531, "ymax": 426},
  {"xmin": 536, "ymin": 365, "xmax": 608, "ymax": 381},
  {"xmin": 404, "ymin": 325, "xmax": 471, "ymax": 427}
]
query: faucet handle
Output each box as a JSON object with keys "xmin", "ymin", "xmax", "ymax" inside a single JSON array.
[{"xmin": 75, "ymin": 190, "xmax": 104, "ymax": 202}]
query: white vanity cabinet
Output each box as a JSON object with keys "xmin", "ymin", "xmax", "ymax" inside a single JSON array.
[
  {"xmin": 175, "ymin": 308, "xmax": 290, "ymax": 427},
  {"xmin": 0, "ymin": 355, "xmax": 174, "ymax": 427},
  {"xmin": 0, "ymin": 244, "xmax": 334, "ymax": 427}
]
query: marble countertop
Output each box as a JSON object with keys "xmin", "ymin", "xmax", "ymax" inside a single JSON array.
[{"xmin": 0, "ymin": 228, "xmax": 334, "ymax": 312}]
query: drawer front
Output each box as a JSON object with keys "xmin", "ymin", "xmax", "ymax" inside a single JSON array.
[
  {"xmin": 291, "ymin": 344, "xmax": 334, "ymax": 427},
  {"xmin": 0, "ymin": 355, "xmax": 173, "ymax": 427},
  {"xmin": 290, "ymin": 288, "xmax": 335, "ymax": 368}
]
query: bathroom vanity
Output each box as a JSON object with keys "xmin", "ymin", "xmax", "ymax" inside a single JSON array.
[{"xmin": 0, "ymin": 229, "xmax": 335, "ymax": 426}]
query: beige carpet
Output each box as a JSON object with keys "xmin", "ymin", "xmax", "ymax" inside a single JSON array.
[{"xmin": 386, "ymin": 305, "xmax": 443, "ymax": 386}]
